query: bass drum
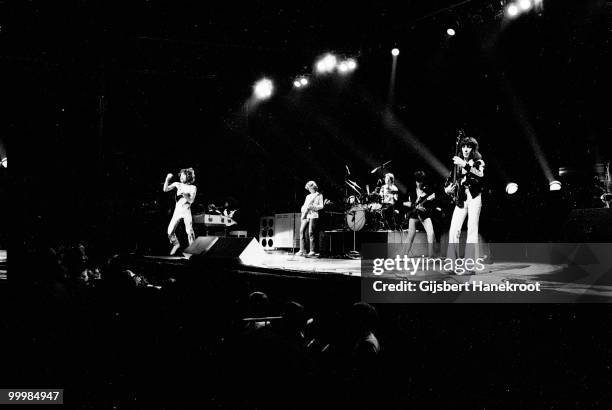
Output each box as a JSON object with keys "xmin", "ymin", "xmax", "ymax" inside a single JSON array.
[{"xmin": 346, "ymin": 205, "xmax": 367, "ymax": 231}]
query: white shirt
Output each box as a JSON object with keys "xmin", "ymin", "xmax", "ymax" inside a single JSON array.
[
  {"xmin": 381, "ymin": 184, "xmax": 398, "ymax": 205},
  {"xmin": 174, "ymin": 183, "xmax": 197, "ymax": 204},
  {"xmin": 301, "ymin": 192, "xmax": 324, "ymax": 219}
]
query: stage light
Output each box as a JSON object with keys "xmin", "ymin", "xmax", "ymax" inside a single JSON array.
[
  {"xmin": 447, "ymin": 28, "xmax": 456, "ymax": 36},
  {"xmin": 0, "ymin": 158, "xmax": 5, "ymax": 168},
  {"xmin": 505, "ymin": 182, "xmax": 519, "ymax": 195},
  {"xmin": 315, "ymin": 53, "xmax": 337, "ymax": 74},
  {"xmin": 391, "ymin": 48, "xmax": 400, "ymax": 56},
  {"xmin": 549, "ymin": 180, "xmax": 562, "ymax": 191},
  {"xmin": 293, "ymin": 76, "xmax": 309, "ymax": 88},
  {"xmin": 506, "ymin": 4, "xmax": 519, "ymax": 17},
  {"xmin": 337, "ymin": 59, "xmax": 357, "ymax": 74},
  {"xmin": 253, "ymin": 78, "xmax": 274, "ymax": 100},
  {"xmin": 518, "ymin": 0, "xmax": 532, "ymax": 11}
]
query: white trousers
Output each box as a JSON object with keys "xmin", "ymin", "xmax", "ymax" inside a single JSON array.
[
  {"xmin": 167, "ymin": 201, "xmax": 195, "ymax": 246},
  {"xmin": 447, "ymin": 191, "xmax": 482, "ymax": 260}
]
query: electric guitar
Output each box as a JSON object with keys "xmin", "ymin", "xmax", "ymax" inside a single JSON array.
[
  {"xmin": 403, "ymin": 192, "xmax": 436, "ymax": 218},
  {"xmin": 301, "ymin": 193, "xmax": 322, "ymax": 220}
]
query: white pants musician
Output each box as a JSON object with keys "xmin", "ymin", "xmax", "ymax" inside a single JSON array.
[
  {"xmin": 167, "ymin": 198, "xmax": 195, "ymax": 249},
  {"xmin": 447, "ymin": 190, "xmax": 482, "ymax": 261},
  {"xmin": 163, "ymin": 168, "xmax": 197, "ymax": 255}
]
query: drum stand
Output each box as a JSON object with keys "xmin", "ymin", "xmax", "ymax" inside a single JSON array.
[
  {"xmin": 347, "ymin": 209, "xmax": 361, "ymax": 259},
  {"xmin": 344, "ymin": 165, "xmax": 361, "ymax": 259}
]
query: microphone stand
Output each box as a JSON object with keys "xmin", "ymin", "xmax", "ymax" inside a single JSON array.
[
  {"xmin": 345, "ymin": 164, "xmax": 361, "ymax": 259},
  {"xmin": 292, "ymin": 176, "xmax": 298, "ymax": 257}
]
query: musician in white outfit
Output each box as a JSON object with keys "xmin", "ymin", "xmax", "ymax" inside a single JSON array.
[
  {"xmin": 297, "ymin": 180, "xmax": 324, "ymax": 257},
  {"xmin": 444, "ymin": 137, "xmax": 484, "ymax": 272},
  {"xmin": 163, "ymin": 168, "xmax": 197, "ymax": 255}
]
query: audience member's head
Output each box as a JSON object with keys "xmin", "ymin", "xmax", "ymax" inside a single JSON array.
[
  {"xmin": 62, "ymin": 243, "xmax": 89, "ymax": 280},
  {"xmin": 247, "ymin": 291, "xmax": 270, "ymax": 317},
  {"xmin": 280, "ymin": 301, "xmax": 307, "ymax": 340},
  {"xmin": 101, "ymin": 254, "xmax": 136, "ymax": 288},
  {"xmin": 349, "ymin": 302, "xmax": 378, "ymax": 337}
]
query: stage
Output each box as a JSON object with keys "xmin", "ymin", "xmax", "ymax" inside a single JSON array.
[{"xmin": 134, "ymin": 249, "xmax": 612, "ymax": 301}]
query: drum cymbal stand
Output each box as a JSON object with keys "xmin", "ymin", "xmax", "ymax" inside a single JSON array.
[
  {"xmin": 344, "ymin": 164, "xmax": 361, "ymax": 259},
  {"xmin": 347, "ymin": 209, "xmax": 361, "ymax": 259}
]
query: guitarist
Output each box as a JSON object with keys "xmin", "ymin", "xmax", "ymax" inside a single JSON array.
[
  {"xmin": 297, "ymin": 180, "xmax": 324, "ymax": 257},
  {"xmin": 444, "ymin": 136, "xmax": 484, "ymax": 269},
  {"xmin": 404, "ymin": 171, "xmax": 437, "ymax": 257}
]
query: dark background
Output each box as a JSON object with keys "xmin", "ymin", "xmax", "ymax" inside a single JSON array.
[
  {"xmin": 1, "ymin": 1, "xmax": 611, "ymax": 408},
  {"xmin": 2, "ymin": 0, "xmax": 610, "ymax": 252}
]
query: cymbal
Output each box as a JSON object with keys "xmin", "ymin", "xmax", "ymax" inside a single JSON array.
[
  {"xmin": 370, "ymin": 160, "xmax": 392, "ymax": 174},
  {"xmin": 345, "ymin": 180, "xmax": 361, "ymax": 194},
  {"xmin": 347, "ymin": 179, "xmax": 361, "ymax": 190}
]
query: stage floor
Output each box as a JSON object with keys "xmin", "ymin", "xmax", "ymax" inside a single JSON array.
[
  {"xmin": 139, "ymin": 250, "xmax": 612, "ymax": 300},
  {"xmin": 245, "ymin": 251, "xmax": 562, "ymax": 278}
]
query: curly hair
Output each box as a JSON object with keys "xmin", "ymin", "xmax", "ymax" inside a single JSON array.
[
  {"xmin": 305, "ymin": 180, "xmax": 318, "ymax": 191},
  {"xmin": 180, "ymin": 167, "xmax": 195, "ymax": 184}
]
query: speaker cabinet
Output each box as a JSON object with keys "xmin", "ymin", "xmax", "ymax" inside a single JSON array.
[
  {"xmin": 274, "ymin": 212, "xmax": 301, "ymax": 249},
  {"xmin": 259, "ymin": 216, "xmax": 275, "ymax": 250},
  {"xmin": 184, "ymin": 236, "xmax": 266, "ymax": 265}
]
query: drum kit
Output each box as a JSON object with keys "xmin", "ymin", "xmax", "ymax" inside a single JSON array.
[{"xmin": 344, "ymin": 161, "xmax": 396, "ymax": 232}]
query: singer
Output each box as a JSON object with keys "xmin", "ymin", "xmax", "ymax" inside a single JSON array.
[{"xmin": 163, "ymin": 168, "xmax": 197, "ymax": 255}]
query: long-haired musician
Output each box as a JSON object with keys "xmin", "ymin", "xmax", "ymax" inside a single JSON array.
[
  {"xmin": 163, "ymin": 167, "xmax": 197, "ymax": 255},
  {"xmin": 444, "ymin": 136, "xmax": 484, "ymax": 271},
  {"xmin": 404, "ymin": 171, "xmax": 436, "ymax": 257},
  {"xmin": 297, "ymin": 180, "xmax": 324, "ymax": 257}
]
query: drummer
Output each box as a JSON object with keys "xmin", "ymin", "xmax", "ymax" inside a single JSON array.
[
  {"xmin": 380, "ymin": 173, "xmax": 398, "ymax": 205},
  {"xmin": 380, "ymin": 173, "xmax": 399, "ymax": 229}
]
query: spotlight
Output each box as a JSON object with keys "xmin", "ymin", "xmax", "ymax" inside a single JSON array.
[
  {"xmin": 549, "ymin": 180, "xmax": 562, "ymax": 191},
  {"xmin": 506, "ymin": 4, "xmax": 519, "ymax": 17},
  {"xmin": 315, "ymin": 53, "xmax": 337, "ymax": 74},
  {"xmin": 338, "ymin": 62, "xmax": 349, "ymax": 73},
  {"xmin": 293, "ymin": 77, "xmax": 309, "ymax": 88},
  {"xmin": 518, "ymin": 0, "xmax": 532, "ymax": 11},
  {"xmin": 391, "ymin": 48, "xmax": 400, "ymax": 56},
  {"xmin": 446, "ymin": 28, "xmax": 456, "ymax": 36},
  {"xmin": 505, "ymin": 182, "xmax": 519, "ymax": 195},
  {"xmin": 0, "ymin": 158, "xmax": 5, "ymax": 168},
  {"xmin": 338, "ymin": 59, "xmax": 357, "ymax": 74},
  {"xmin": 253, "ymin": 78, "xmax": 274, "ymax": 100}
]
